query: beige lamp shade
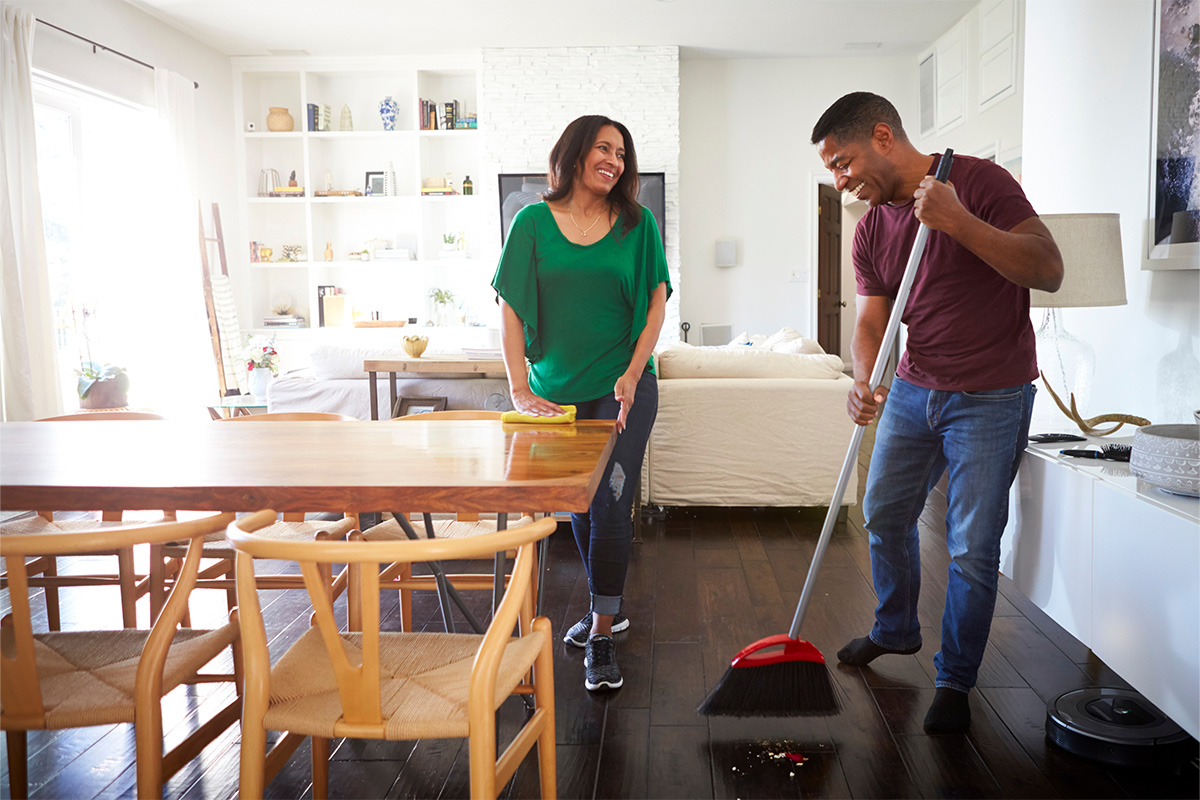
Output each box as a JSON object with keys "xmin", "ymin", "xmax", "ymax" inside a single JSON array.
[{"xmin": 1031, "ymin": 213, "xmax": 1127, "ymax": 308}]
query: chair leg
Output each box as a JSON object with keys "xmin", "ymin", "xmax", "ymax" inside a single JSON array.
[
  {"xmin": 399, "ymin": 563, "xmax": 413, "ymax": 632},
  {"xmin": 224, "ymin": 557, "xmax": 237, "ymax": 614},
  {"xmin": 533, "ymin": 617, "xmax": 557, "ymax": 800},
  {"xmin": 239, "ymin": 721, "xmax": 268, "ymax": 799},
  {"xmin": 6, "ymin": 729, "xmax": 28, "ymax": 800},
  {"xmin": 134, "ymin": 699, "xmax": 164, "ymax": 798},
  {"xmin": 312, "ymin": 736, "xmax": 330, "ymax": 800},
  {"xmin": 148, "ymin": 545, "xmax": 166, "ymax": 624},
  {"xmin": 43, "ymin": 558, "xmax": 61, "ymax": 632},
  {"xmin": 117, "ymin": 547, "xmax": 138, "ymax": 628}
]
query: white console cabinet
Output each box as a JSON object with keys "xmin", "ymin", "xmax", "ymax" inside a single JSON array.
[{"xmin": 1001, "ymin": 438, "xmax": 1199, "ymax": 738}]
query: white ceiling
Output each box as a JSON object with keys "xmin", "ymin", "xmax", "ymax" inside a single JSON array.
[{"xmin": 125, "ymin": 0, "xmax": 978, "ymax": 59}]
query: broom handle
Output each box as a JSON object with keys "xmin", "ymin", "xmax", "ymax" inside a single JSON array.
[{"xmin": 788, "ymin": 149, "xmax": 954, "ymax": 641}]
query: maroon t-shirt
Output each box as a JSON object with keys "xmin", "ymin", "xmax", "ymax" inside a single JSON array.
[{"xmin": 853, "ymin": 153, "xmax": 1039, "ymax": 391}]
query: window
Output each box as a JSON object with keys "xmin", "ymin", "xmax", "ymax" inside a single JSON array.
[{"xmin": 34, "ymin": 76, "xmax": 179, "ymax": 412}]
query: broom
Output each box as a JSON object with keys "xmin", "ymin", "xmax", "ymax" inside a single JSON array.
[{"xmin": 697, "ymin": 149, "xmax": 955, "ymax": 717}]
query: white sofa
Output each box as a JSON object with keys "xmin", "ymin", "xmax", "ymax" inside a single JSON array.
[{"xmin": 640, "ymin": 334, "xmax": 859, "ymax": 508}]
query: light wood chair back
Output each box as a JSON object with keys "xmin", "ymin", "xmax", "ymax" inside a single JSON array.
[
  {"xmin": 228, "ymin": 509, "xmax": 557, "ymax": 800},
  {"xmin": 38, "ymin": 411, "xmax": 166, "ymax": 421},
  {"xmin": 1, "ymin": 512, "xmax": 242, "ymax": 799},
  {"xmin": 218, "ymin": 412, "xmax": 358, "ymax": 422}
]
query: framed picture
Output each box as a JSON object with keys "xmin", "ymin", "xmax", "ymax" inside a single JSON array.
[
  {"xmin": 498, "ymin": 172, "xmax": 666, "ymax": 247},
  {"xmin": 1145, "ymin": 0, "xmax": 1199, "ymax": 270},
  {"xmin": 393, "ymin": 396, "xmax": 447, "ymax": 417},
  {"xmin": 365, "ymin": 171, "xmax": 385, "ymax": 197}
]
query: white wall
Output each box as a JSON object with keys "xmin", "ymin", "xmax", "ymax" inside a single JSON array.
[
  {"xmin": 679, "ymin": 56, "xmax": 915, "ymax": 341},
  {"xmin": 15, "ymin": 0, "xmax": 241, "ymax": 316},
  {"xmin": 480, "ymin": 46, "xmax": 681, "ymax": 339},
  {"xmin": 1024, "ymin": 0, "xmax": 1199, "ymax": 425}
]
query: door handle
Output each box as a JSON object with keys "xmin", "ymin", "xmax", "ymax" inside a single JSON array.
[{"xmin": 839, "ymin": 301, "xmax": 847, "ymax": 308}]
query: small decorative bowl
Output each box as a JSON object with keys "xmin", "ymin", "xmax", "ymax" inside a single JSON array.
[
  {"xmin": 1131, "ymin": 423, "xmax": 1200, "ymax": 497},
  {"xmin": 402, "ymin": 335, "xmax": 428, "ymax": 358}
]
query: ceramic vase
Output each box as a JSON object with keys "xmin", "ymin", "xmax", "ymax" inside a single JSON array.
[
  {"xmin": 340, "ymin": 104, "xmax": 353, "ymax": 131},
  {"xmin": 249, "ymin": 367, "xmax": 271, "ymax": 401},
  {"xmin": 384, "ymin": 161, "xmax": 397, "ymax": 196},
  {"xmin": 266, "ymin": 107, "xmax": 294, "ymax": 132},
  {"xmin": 379, "ymin": 96, "xmax": 398, "ymax": 131}
]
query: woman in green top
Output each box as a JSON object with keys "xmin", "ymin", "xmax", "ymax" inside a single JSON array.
[{"xmin": 492, "ymin": 115, "xmax": 671, "ymax": 692}]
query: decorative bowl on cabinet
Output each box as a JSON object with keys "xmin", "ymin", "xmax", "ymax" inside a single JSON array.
[{"xmin": 1130, "ymin": 423, "xmax": 1200, "ymax": 497}]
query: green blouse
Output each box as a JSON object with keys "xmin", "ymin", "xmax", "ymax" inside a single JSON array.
[{"xmin": 492, "ymin": 202, "xmax": 672, "ymax": 404}]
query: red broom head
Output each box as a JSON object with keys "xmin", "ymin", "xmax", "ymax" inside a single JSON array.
[{"xmin": 730, "ymin": 634, "xmax": 826, "ymax": 668}]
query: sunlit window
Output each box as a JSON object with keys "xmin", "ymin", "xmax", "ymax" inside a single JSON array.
[{"xmin": 34, "ymin": 77, "xmax": 183, "ymax": 413}]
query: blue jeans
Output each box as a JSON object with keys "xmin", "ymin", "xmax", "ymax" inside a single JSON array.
[
  {"xmin": 569, "ymin": 369, "xmax": 658, "ymax": 616},
  {"xmin": 863, "ymin": 377, "xmax": 1034, "ymax": 692}
]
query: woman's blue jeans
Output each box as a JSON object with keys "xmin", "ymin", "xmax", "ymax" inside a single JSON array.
[
  {"xmin": 569, "ymin": 369, "xmax": 658, "ymax": 616},
  {"xmin": 863, "ymin": 377, "xmax": 1034, "ymax": 692}
]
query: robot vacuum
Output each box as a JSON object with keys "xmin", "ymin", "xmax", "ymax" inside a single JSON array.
[{"xmin": 1046, "ymin": 688, "xmax": 1194, "ymax": 768}]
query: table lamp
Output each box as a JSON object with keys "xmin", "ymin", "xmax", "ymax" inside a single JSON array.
[{"xmin": 1031, "ymin": 213, "xmax": 1127, "ymax": 422}]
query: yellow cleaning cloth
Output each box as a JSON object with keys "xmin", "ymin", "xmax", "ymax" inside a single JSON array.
[{"xmin": 501, "ymin": 404, "xmax": 576, "ymax": 424}]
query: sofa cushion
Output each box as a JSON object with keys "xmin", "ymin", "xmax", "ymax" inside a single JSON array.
[
  {"xmin": 657, "ymin": 345, "xmax": 844, "ymax": 379},
  {"xmin": 310, "ymin": 346, "xmax": 407, "ymax": 380}
]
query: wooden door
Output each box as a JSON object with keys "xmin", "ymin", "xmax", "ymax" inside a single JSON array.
[{"xmin": 816, "ymin": 183, "xmax": 844, "ymax": 355}]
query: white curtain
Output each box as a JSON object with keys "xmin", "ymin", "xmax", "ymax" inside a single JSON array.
[
  {"xmin": 105, "ymin": 67, "xmax": 212, "ymax": 416},
  {"xmin": 0, "ymin": 6, "xmax": 63, "ymax": 420}
]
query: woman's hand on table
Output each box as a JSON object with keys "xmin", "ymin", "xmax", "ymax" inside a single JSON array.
[
  {"xmin": 614, "ymin": 371, "xmax": 639, "ymax": 433},
  {"xmin": 510, "ymin": 386, "xmax": 565, "ymax": 417}
]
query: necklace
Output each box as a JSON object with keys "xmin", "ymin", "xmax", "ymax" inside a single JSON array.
[{"xmin": 568, "ymin": 204, "xmax": 605, "ymax": 237}]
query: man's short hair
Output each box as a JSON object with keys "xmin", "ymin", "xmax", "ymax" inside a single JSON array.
[{"xmin": 810, "ymin": 92, "xmax": 908, "ymax": 146}]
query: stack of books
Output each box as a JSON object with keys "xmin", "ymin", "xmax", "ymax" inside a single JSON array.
[
  {"xmin": 420, "ymin": 186, "xmax": 457, "ymax": 196},
  {"xmin": 262, "ymin": 314, "xmax": 305, "ymax": 328},
  {"xmin": 374, "ymin": 248, "xmax": 413, "ymax": 261},
  {"xmin": 268, "ymin": 186, "xmax": 305, "ymax": 197}
]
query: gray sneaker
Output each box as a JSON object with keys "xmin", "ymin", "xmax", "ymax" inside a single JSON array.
[
  {"xmin": 584, "ymin": 634, "xmax": 623, "ymax": 691},
  {"xmin": 563, "ymin": 611, "xmax": 630, "ymax": 648}
]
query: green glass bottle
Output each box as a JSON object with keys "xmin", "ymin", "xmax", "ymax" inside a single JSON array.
[{"xmin": 462, "ymin": 175, "xmax": 473, "ymax": 196}]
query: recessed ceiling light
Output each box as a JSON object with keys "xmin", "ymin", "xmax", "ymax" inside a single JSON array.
[{"xmin": 844, "ymin": 42, "xmax": 882, "ymax": 50}]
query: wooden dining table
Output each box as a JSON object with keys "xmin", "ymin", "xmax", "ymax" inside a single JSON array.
[{"xmin": 0, "ymin": 419, "xmax": 618, "ymax": 514}]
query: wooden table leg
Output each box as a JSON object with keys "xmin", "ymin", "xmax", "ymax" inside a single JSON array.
[{"xmin": 369, "ymin": 371, "xmax": 379, "ymax": 420}]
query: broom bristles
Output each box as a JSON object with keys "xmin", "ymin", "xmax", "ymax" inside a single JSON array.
[{"xmin": 697, "ymin": 660, "xmax": 840, "ymax": 717}]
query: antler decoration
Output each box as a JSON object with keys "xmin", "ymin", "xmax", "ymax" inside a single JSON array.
[{"xmin": 1039, "ymin": 371, "xmax": 1151, "ymax": 436}]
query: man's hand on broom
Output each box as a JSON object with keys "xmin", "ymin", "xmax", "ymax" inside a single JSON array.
[{"xmin": 847, "ymin": 381, "xmax": 888, "ymax": 426}]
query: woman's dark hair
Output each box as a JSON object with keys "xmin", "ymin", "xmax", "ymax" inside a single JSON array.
[
  {"xmin": 544, "ymin": 115, "xmax": 641, "ymax": 237},
  {"xmin": 810, "ymin": 92, "xmax": 908, "ymax": 146}
]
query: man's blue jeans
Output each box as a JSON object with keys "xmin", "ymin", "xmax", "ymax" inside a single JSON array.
[
  {"xmin": 569, "ymin": 369, "xmax": 658, "ymax": 617},
  {"xmin": 863, "ymin": 377, "xmax": 1034, "ymax": 692}
]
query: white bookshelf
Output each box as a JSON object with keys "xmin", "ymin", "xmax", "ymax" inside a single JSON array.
[{"xmin": 231, "ymin": 56, "xmax": 494, "ymax": 333}]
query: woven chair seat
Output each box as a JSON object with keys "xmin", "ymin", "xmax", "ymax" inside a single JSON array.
[
  {"xmin": 263, "ymin": 628, "xmax": 545, "ymax": 740},
  {"xmin": 3, "ymin": 515, "xmax": 172, "ymax": 539},
  {"xmin": 362, "ymin": 514, "xmax": 534, "ymax": 542},
  {"xmin": 26, "ymin": 625, "xmax": 236, "ymax": 730}
]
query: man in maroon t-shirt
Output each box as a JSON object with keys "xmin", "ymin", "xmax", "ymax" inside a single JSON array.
[{"xmin": 811, "ymin": 92, "xmax": 1063, "ymax": 733}]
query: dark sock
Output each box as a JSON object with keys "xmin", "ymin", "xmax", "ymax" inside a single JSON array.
[
  {"xmin": 836, "ymin": 636, "xmax": 921, "ymax": 666},
  {"xmin": 923, "ymin": 687, "xmax": 971, "ymax": 733}
]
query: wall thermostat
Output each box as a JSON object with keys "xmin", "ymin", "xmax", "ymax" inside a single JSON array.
[{"xmin": 246, "ymin": 122, "xmax": 257, "ymax": 132}]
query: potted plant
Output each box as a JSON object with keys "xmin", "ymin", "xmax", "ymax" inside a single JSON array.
[
  {"xmin": 77, "ymin": 362, "xmax": 130, "ymax": 409},
  {"xmin": 429, "ymin": 287, "xmax": 455, "ymax": 326}
]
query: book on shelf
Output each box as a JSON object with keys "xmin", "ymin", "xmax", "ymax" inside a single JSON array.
[
  {"xmin": 268, "ymin": 187, "xmax": 305, "ymax": 196},
  {"xmin": 307, "ymin": 103, "xmax": 318, "ymax": 132},
  {"xmin": 320, "ymin": 104, "xmax": 331, "ymax": 132},
  {"xmin": 262, "ymin": 314, "xmax": 306, "ymax": 328},
  {"xmin": 317, "ymin": 285, "xmax": 342, "ymax": 327},
  {"xmin": 373, "ymin": 248, "xmax": 413, "ymax": 260}
]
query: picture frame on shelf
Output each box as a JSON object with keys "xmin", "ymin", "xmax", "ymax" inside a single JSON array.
[
  {"xmin": 393, "ymin": 396, "xmax": 447, "ymax": 417},
  {"xmin": 365, "ymin": 171, "xmax": 385, "ymax": 197}
]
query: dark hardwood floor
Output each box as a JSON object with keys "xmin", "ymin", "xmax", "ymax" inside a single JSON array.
[{"xmin": 3, "ymin": 431, "xmax": 1197, "ymax": 799}]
